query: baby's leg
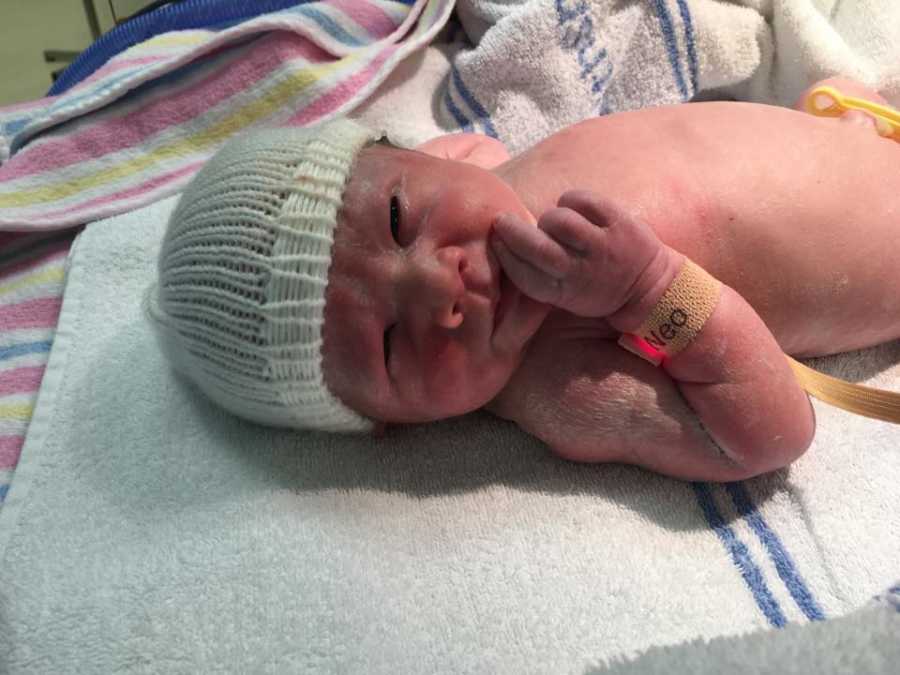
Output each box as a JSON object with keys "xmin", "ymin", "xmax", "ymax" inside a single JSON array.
[
  {"xmin": 495, "ymin": 332, "xmax": 786, "ymax": 482},
  {"xmin": 493, "ymin": 193, "xmax": 815, "ymax": 479}
]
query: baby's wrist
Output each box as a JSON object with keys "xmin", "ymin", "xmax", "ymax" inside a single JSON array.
[
  {"xmin": 606, "ymin": 247, "xmax": 684, "ymax": 334},
  {"xmin": 613, "ymin": 254, "xmax": 722, "ymax": 366}
]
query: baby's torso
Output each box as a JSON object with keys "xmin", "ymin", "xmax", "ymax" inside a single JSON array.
[{"xmin": 496, "ymin": 102, "xmax": 900, "ymax": 356}]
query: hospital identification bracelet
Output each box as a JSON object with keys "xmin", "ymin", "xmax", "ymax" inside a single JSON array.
[{"xmin": 617, "ymin": 258, "xmax": 721, "ymax": 366}]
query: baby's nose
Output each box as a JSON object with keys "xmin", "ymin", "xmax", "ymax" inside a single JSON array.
[{"xmin": 412, "ymin": 246, "xmax": 466, "ymax": 329}]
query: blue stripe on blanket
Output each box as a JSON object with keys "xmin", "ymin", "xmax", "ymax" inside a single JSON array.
[
  {"xmin": 725, "ymin": 482, "xmax": 826, "ymax": 621},
  {"xmin": 652, "ymin": 0, "xmax": 689, "ymax": 101},
  {"xmin": 296, "ymin": 6, "xmax": 364, "ymax": 46},
  {"xmin": 0, "ymin": 483, "xmax": 8, "ymax": 502},
  {"xmin": 0, "ymin": 341, "xmax": 53, "ymax": 362},
  {"xmin": 450, "ymin": 66, "xmax": 498, "ymax": 139},
  {"xmin": 674, "ymin": 0, "xmax": 698, "ymax": 94},
  {"xmin": 692, "ymin": 481, "xmax": 787, "ymax": 628},
  {"xmin": 444, "ymin": 89, "xmax": 475, "ymax": 133},
  {"xmin": 7, "ymin": 45, "xmax": 233, "ymax": 152},
  {"xmin": 5, "ymin": 65, "xmax": 148, "ymax": 140}
]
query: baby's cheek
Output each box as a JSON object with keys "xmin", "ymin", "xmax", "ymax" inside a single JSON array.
[{"xmin": 422, "ymin": 342, "xmax": 502, "ymax": 414}]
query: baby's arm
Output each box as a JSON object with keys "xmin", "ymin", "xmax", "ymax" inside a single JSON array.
[{"xmin": 492, "ymin": 191, "xmax": 815, "ymax": 477}]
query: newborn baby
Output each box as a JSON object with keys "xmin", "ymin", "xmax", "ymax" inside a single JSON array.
[{"xmin": 147, "ymin": 77, "xmax": 900, "ymax": 482}]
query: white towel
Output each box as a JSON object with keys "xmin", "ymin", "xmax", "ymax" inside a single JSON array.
[
  {"xmin": 0, "ymin": 194, "xmax": 897, "ymax": 671},
  {"xmin": 440, "ymin": 0, "xmax": 900, "ymax": 153}
]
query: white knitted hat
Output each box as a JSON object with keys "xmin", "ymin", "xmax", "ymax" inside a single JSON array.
[{"xmin": 145, "ymin": 119, "xmax": 381, "ymax": 432}]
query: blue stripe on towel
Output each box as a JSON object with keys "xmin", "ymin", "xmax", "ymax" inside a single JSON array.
[
  {"xmin": 725, "ymin": 482, "xmax": 826, "ymax": 621},
  {"xmin": 450, "ymin": 66, "xmax": 498, "ymax": 139},
  {"xmin": 652, "ymin": 0, "xmax": 689, "ymax": 101},
  {"xmin": 692, "ymin": 482, "xmax": 787, "ymax": 628},
  {"xmin": 674, "ymin": 0, "xmax": 698, "ymax": 95},
  {"xmin": 554, "ymin": 0, "xmax": 613, "ymax": 114},
  {"xmin": 443, "ymin": 89, "xmax": 474, "ymax": 133},
  {"xmin": 889, "ymin": 584, "xmax": 900, "ymax": 613},
  {"xmin": 0, "ymin": 483, "xmax": 8, "ymax": 502},
  {"xmin": 0, "ymin": 341, "xmax": 53, "ymax": 362}
]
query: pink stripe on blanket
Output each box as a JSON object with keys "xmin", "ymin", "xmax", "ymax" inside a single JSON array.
[
  {"xmin": 330, "ymin": 0, "xmax": 398, "ymax": 38},
  {"xmin": 0, "ymin": 298, "xmax": 63, "ymax": 331},
  {"xmin": 0, "ymin": 366, "xmax": 46, "ymax": 397},
  {"xmin": 287, "ymin": 44, "xmax": 398, "ymax": 125},
  {"xmin": 0, "ymin": 435, "xmax": 25, "ymax": 468},
  {"xmin": 3, "ymin": 33, "xmax": 331, "ymax": 180},
  {"xmin": 35, "ymin": 161, "xmax": 203, "ymax": 223}
]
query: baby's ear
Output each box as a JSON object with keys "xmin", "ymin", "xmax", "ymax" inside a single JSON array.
[{"xmin": 415, "ymin": 133, "xmax": 510, "ymax": 169}]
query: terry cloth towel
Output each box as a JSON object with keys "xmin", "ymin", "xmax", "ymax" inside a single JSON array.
[
  {"xmin": 446, "ymin": 0, "xmax": 900, "ymax": 153},
  {"xmin": 0, "ymin": 196, "xmax": 898, "ymax": 672},
  {"xmin": 592, "ymin": 596, "xmax": 900, "ymax": 675}
]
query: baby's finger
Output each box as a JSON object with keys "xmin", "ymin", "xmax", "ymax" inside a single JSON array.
[
  {"xmin": 537, "ymin": 207, "xmax": 592, "ymax": 254},
  {"xmin": 557, "ymin": 190, "xmax": 628, "ymax": 230},
  {"xmin": 493, "ymin": 213, "xmax": 570, "ymax": 279},
  {"xmin": 491, "ymin": 235, "xmax": 563, "ymax": 305}
]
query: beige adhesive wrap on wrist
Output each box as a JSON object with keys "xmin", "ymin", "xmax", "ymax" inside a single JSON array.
[{"xmin": 619, "ymin": 258, "xmax": 721, "ymax": 363}]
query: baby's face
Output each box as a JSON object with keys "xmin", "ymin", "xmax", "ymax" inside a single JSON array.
[{"xmin": 322, "ymin": 143, "xmax": 548, "ymax": 424}]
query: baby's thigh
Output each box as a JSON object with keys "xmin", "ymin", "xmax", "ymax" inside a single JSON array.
[{"xmin": 504, "ymin": 335, "xmax": 741, "ymax": 479}]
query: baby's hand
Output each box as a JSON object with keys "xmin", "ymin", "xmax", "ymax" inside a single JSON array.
[{"xmin": 491, "ymin": 191, "xmax": 665, "ymax": 320}]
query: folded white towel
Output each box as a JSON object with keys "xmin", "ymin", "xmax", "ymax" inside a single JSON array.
[
  {"xmin": 444, "ymin": 0, "xmax": 900, "ymax": 153},
  {"xmin": 0, "ymin": 195, "xmax": 897, "ymax": 672}
]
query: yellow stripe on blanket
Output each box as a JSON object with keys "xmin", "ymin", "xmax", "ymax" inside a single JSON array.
[
  {"xmin": 0, "ymin": 265, "xmax": 65, "ymax": 297},
  {"xmin": 0, "ymin": 55, "xmax": 358, "ymax": 208},
  {"xmin": 142, "ymin": 32, "xmax": 210, "ymax": 49},
  {"xmin": 0, "ymin": 404, "xmax": 34, "ymax": 421}
]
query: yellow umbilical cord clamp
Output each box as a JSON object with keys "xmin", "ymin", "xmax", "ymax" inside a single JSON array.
[
  {"xmin": 618, "ymin": 259, "xmax": 721, "ymax": 365},
  {"xmin": 805, "ymin": 85, "xmax": 900, "ymax": 141}
]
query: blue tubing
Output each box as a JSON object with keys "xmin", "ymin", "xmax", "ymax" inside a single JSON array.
[{"xmin": 47, "ymin": 0, "xmax": 310, "ymax": 96}]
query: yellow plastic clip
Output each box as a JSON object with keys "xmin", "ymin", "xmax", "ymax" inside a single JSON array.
[{"xmin": 805, "ymin": 85, "xmax": 900, "ymax": 141}]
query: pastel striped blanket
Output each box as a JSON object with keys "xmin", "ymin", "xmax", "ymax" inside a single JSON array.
[
  {"xmin": 0, "ymin": 0, "xmax": 454, "ymax": 505},
  {"xmin": 0, "ymin": 0, "xmax": 452, "ymax": 230}
]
